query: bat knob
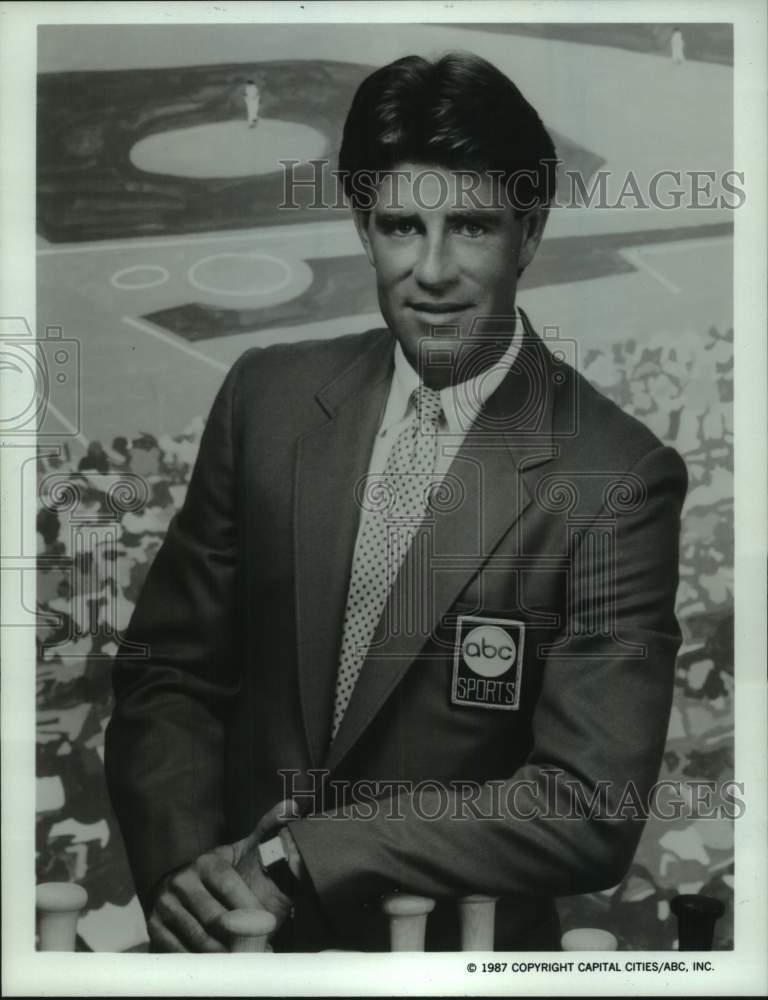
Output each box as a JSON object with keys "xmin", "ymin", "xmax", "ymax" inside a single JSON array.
[
  {"xmin": 561, "ymin": 927, "xmax": 618, "ymax": 951},
  {"xmin": 381, "ymin": 894, "xmax": 436, "ymax": 918},
  {"xmin": 219, "ymin": 908, "xmax": 277, "ymax": 952},
  {"xmin": 36, "ymin": 882, "xmax": 88, "ymax": 951},
  {"xmin": 382, "ymin": 893, "xmax": 436, "ymax": 951}
]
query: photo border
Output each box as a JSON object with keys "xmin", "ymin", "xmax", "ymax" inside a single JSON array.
[{"xmin": 2, "ymin": 1, "xmax": 765, "ymax": 995}]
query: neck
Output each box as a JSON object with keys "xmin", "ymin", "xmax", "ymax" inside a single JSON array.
[{"xmin": 411, "ymin": 335, "xmax": 516, "ymax": 390}]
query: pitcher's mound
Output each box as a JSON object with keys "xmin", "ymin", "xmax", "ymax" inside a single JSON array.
[{"xmin": 129, "ymin": 119, "xmax": 327, "ymax": 179}]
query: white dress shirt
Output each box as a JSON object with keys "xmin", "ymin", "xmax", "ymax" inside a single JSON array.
[
  {"xmin": 368, "ymin": 319, "xmax": 522, "ymax": 480},
  {"xmin": 351, "ymin": 318, "xmax": 522, "ymax": 551}
]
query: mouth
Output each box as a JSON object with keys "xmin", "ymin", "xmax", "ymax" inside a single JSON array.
[{"xmin": 408, "ymin": 302, "xmax": 473, "ymax": 324}]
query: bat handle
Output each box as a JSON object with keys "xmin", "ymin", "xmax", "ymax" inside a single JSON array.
[
  {"xmin": 36, "ymin": 882, "xmax": 88, "ymax": 951},
  {"xmin": 561, "ymin": 927, "xmax": 618, "ymax": 951},
  {"xmin": 381, "ymin": 894, "xmax": 435, "ymax": 951},
  {"xmin": 219, "ymin": 909, "xmax": 277, "ymax": 952},
  {"xmin": 459, "ymin": 894, "xmax": 498, "ymax": 951},
  {"xmin": 670, "ymin": 894, "xmax": 725, "ymax": 950}
]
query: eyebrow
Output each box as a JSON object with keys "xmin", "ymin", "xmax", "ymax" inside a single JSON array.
[
  {"xmin": 446, "ymin": 210, "xmax": 506, "ymax": 225},
  {"xmin": 373, "ymin": 209, "xmax": 506, "ymax": 225}
]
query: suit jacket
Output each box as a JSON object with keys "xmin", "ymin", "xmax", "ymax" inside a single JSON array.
[{"xmin": 105, "ymin": 313, "xmax": 688, "ymax": 951}]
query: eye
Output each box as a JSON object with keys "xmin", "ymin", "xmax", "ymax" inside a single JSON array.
[
  {"xmin": 375, "ymin": 214, "xmax": 421, "ymax": 238},
  {"xmin": 384, "ymin": 219, "xmax": 418, "ymax": 237},
  {"xmin": 455, "ymin": 221, "xmax": 487, "ymax": 238}
]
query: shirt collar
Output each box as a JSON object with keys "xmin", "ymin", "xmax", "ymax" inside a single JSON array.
[{"xmin": 381, "ymin": 311, "xmax": 522, "ymax": 435}]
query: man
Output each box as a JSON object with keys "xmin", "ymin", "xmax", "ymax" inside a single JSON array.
[
  {"xmin": 244, "ymin": 79, "xmax": 260, "ymax": 127},
  {"xmin": 105, "ymin": 53, "xmax": 687, "ymax": 952},
  {"xmin": 671, "ymin": 28, "xmax": 686, "ymax": 65}
]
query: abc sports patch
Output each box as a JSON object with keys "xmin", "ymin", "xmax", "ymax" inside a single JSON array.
[{"xmin": 451, "ymin": 614, "xmax": 525, "ymax": 710}]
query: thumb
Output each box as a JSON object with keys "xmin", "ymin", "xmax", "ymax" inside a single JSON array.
[{"xmin": 253, "ymin": 798, "xmax": 302, "ymax": 841}]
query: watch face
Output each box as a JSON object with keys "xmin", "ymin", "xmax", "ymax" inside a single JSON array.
[
  {"xmin": 258, "ymin": 835, "xmax": 286, "ymax": 868},
  {"xmin": 258, "ymin": 835, "xmax": 296, "ymax": 897}
]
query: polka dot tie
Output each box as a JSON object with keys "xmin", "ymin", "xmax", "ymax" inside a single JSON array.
[{"xmin": 331, "ymin": 386, "xmax": 443, "ymax": 738}]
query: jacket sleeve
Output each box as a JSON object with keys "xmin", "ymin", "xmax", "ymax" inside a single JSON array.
[
  {"xmin": 104, "ymin": 355, "xmax": 245, "ymax": 913},
  {"xmin": 290, "ymin": 445, "xmax": 688, "ymax": 914}
]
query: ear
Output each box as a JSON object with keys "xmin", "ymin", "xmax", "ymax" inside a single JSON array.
[
  {"xmin": 353, "ymin": 210, "xmax": 375, "ymax": 266},
  {"xmin": 517, "ymin": 207, "xmax": 548, "ymax": 273}
]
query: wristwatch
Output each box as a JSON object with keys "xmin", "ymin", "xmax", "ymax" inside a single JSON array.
[{"xmin": 257, "ymin": 834, "xmax": 298, "ymax": 899}]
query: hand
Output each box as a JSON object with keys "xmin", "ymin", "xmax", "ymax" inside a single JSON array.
[
  {"xmin": 148, "ymin": 799, "xmax": 303, "ymax": 952},
  {"xmin": 228, "ymin": 831, "xmax": 293, "ymax": 919},
  {"xmin": 229, "ymin": 797, "xmax": 305, "ymax": 898},
  {"xmin": 148, "ymin": 845, "xmax": 263, "ymax": 953},
  {"xmin": 148, "ymin": 838, "xmax": 292, "ymax": 953}
]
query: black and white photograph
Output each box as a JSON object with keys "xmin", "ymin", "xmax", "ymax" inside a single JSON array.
[{"xmin": 1, "ymin": 1, "xmax": 766, "ymax": 995}]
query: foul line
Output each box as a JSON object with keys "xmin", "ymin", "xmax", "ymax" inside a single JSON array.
[
  {"xmin": 44, "ymin": 401, "xmax": 90, "ymax": 448},
  {"xmin": 121, "ymin": 316, "xmax": 229, "ymax": 373},
  {"xmin": 622, "ymin": 249, "xmax": 681, "ymax": 294}
]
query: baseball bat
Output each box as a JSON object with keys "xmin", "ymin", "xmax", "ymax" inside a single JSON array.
[
  {"xmin": 36, "ymin": 882, "xmax": 88, "ymax": 951},
  {"xmin": 381, "ymin": 893, "xmax": 435, "ymax": 951},
  {"xmin": 219, "ymin": 909, "xmax": 277, "ymax": 952},
  {"xmin": 670, "ymin": 894, "xmax": 725, "ymax": 950},
  {"xmin": 458, "ymin": 894, "xmax": 498, "ymax": 951}
]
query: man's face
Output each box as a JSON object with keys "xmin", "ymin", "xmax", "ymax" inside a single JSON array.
[{"xmin": 354, "ymin": 162, "xmax": 546, "ymax": 386}]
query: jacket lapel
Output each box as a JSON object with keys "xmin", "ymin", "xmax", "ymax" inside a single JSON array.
[
  {"xmin": 323, "ymin": 317, "xmax": 559, "ymax": 773},
  {"xmin": 294, "ymin": 331, "xmax": 394, "ymax": 767}
]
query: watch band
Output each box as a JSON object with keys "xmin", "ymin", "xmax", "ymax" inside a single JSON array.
[{"xmin": 257, "ymin": 834, "xmax": 298, "ymax": 899}]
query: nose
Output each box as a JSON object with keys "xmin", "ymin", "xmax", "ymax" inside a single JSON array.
[{"xmin": 413, "ymin": 231, "xmax": 459, "ymax": 291}]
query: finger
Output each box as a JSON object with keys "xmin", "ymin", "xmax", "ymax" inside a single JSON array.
[
  {"xmin": 147, "ymin": 913, "xmax": 189, "ymax": 953},
  {"xmin": 155, "ymin": 889, "xmax": 227, "ymax": 953},
  {"xmin": 237, "ymin": 860, "xmax": 292, "ymax": 917},
  {"xmin": 170, "ymin": 867, "xmax": 232, "ymax": 944},
  {"xmin": 278, "ymin": 798, "xmax": 302, "ymax": 822},
  {"xmin": 254, "ymin": 798, "xmax": 301, "ymax": 840},
  {"xmin": 198, "ymin": 853, "xmax": 262, "ymax": 911}
]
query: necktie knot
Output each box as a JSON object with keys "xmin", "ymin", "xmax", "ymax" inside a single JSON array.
[{"xmin": 413, "ymin": 386, "xmax": 443, "ymax": 427}]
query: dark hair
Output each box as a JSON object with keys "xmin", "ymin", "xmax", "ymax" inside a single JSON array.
[{"xmin": 338, "ymin": 52, "xmax": 558, "ymax": 214}]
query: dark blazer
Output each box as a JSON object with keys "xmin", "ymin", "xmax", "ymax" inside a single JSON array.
[{"xmin": 105, "ymin": 313, "xmax": 688, "ymax": 951}]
